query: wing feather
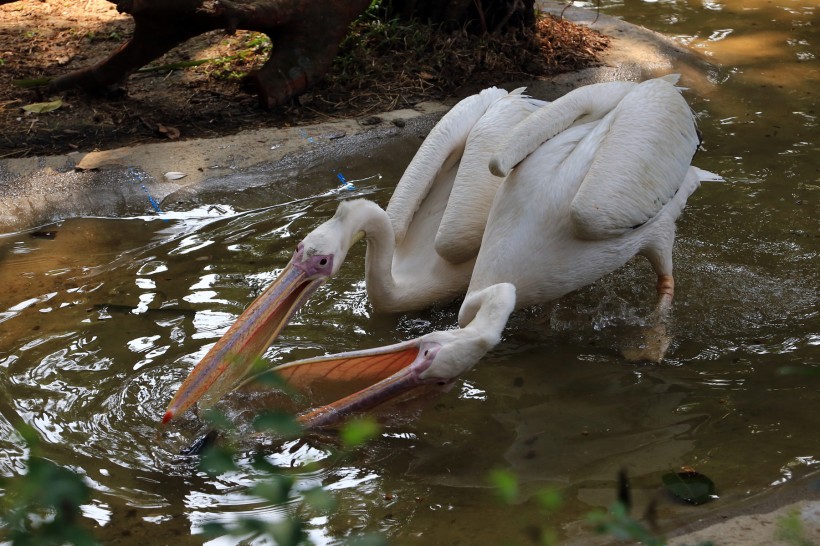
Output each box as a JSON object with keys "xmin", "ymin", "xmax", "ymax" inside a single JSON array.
[
  {"xmin": 489, "ymin": 81, "xmax": 637, "ymax": 178},
  {"xmin": 569, "ymin": 78, "xmax": 700, "ymax": 239},
  {"xmin": 386, "ymin": 87, "xmax": 509, "ymax": 246},
  {"xmin": 434, "ymin": 89, "xmax": 546, "ymax": 264}
]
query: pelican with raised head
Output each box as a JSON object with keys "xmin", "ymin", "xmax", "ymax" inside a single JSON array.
[
  {"xmin": 162, "ymin": 87, "xmax": 543, "ymax": 424},
  {"xmin": 458, "ymin": 75, "xmax": 721, "ymax": 361}
]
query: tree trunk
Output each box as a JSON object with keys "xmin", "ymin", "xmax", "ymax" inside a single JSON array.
[
  {"xmin": 48, "ymin": 0, "xmax": 371, "ymax": 108},
  {"xmin": 28, "ymin": 0, "xmax": 534, "ymax": 108}
]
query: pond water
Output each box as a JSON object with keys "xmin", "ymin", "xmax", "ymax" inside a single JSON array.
[{"xmin": 1, "ymin": 0, "xmax": 818, "ymax": 544}]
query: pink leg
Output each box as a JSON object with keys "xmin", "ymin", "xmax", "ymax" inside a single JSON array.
[
  {"xmin": 622, "ymin": 273, "xmax": 675, "ymax": 363},
  {"xmin": 655, "ymin": 274, "xmax": 674, "ymax": 320}
]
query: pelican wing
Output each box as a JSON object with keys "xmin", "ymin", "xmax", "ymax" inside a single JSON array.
[
  {"xmin": 489, "ymin": 80, "xmax": 638, "ymax": 178},
  {"xmin": 434, "ymin": 89, "xmax": 546, "ymax": 264},
  {"xmin": 386, "ymin": 87, "xmax": 510, "ymax": 247},
  {"xmin": 568, "ymin": 77, "xmax": 700, "ymax": 239}
]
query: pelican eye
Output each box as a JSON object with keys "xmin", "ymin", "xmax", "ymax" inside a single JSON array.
[{"xmin": 319, "ymin": 258, "xmax": 328, "ymax": 267}]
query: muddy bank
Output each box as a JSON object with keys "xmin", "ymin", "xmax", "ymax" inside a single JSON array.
[{"xmin": 0, "ymin": 2, "xmax": 714, "ymax": 233}]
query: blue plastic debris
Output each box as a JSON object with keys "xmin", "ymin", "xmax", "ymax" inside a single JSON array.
[{"xmin": 336, "ymin": 172, "xmax": 356, "ymax": 191}]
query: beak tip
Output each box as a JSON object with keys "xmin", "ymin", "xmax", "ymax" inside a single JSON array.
[{"xmin": 162, "ymin": 411, "xmax": 174, "ymax": 425}]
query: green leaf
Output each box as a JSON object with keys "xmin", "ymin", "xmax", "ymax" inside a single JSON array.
[
  {"xmin": 251, "ymin": 475, "xmax": 294, "ymax": 504},
  {"xmin": 27, "ymin": 457, "xmax": 91, "ymax": 511},
  {"xmin": 246, "ymin": 365, "xmax": 300, "ymax": 397},
  {"xmin": 535, "ymin": 487, "xmax": 563, "ymax": 512},
  {"xmin": 253, "ymin": 411, "xmax": 303, "ymax": 437},
  {"xmin": 235, "ymin": 516, "xmax": 268, "ymax": 534},
  {"xmin": 15, "ymin": 422, "xmax": 40, "ymax": 448},
  {"xmin": 250, "ymin": 452, "xmax": 281, "ymax": 474},
  {"xmin": 662, "ymin": 471, "xmax": 716, "ymax": 505},
  {"xmin": 51, "ymin": 524, "xmax": 100, "ymax": 546},
  {"xmin": 199, "ymin": 445, "xmax": 238, "ymax": 476},
  {"xmin": 488, "ymin": 469, "xmax": 518, "ymax": 504},
  {"xmin": 22, "ymin": 99, "xmax": 63, "ymax": 113},
  {"xmin": 776, "ymin": 509, "xmax": 812, "ymax": 546},
  {"xmin": 201, "ymin": 521, "xmax": 228, "ymax": 537},
  {"xmin": 302, "ymin": 486, "xmax": 336, "ymax": 513},
  {"xmin": 248, "ymin": 364, "xmax": 286, "ymax": 385},
  {"xmin": 339, "ymin": 418, "xmax": 380, "ymax": 449},
  {"xmin": 0, "ymin": 453, "xmax": 99, "ymax": 545},
  {"xmin": 268, "ymin": 518, "xmax": 305, "ymax": 546},
  {"xmin": 588, "ymin": 502, "xmax": 665, "ymax": 546},
  {"xmin": 201, "ymin": 408, "xmax": 234, "ymax": 431}
]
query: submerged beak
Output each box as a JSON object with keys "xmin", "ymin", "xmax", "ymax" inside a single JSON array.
[
  {"xmin": 163, "ymin": 258, "xmax": 327, "ymax": 424},
  {"xmin": 255, "ymin": 339, "xmax": 444, "ymax": 429}
]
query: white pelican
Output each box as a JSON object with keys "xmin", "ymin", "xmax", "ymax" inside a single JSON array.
[
  {"xmin": 163, "ymin": 88, "xmax": 543, "ymax": 423},
  {"xmin": 459, "ymin": 75, "xmax": 721, "ymax": 361}
]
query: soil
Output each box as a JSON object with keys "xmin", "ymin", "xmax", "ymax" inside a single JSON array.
[{"xmin": 0, "ymin": 0, "xmax": 608, "ymax": 159}]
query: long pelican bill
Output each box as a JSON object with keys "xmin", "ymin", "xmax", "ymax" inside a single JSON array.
[
  {"xmin": 252, "ymin": 339, "xmax": 443, "ymax": 429},
  {"xmin": 162, "ymin": 262, "xmax": 326, "ymax": 424}
]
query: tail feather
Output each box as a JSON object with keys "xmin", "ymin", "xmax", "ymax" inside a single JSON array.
[{"xmin": 692, "ymin": 166, "xmax": 724, "ymax": 182}]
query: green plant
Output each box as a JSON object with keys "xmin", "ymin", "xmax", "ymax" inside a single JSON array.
[
  {"xmin": 0, "ymin": 424, "xmax": 98, "ymax": 546},
  {"xmin": 195, "ymin": 404, "xmax": 383, "ymax": 545},
  {"xmin": 776, "ymin": 508, "xmax": 814, "ymax": 546},
  {"xmin": 0, "ymin": 359, "xmax": 385, "ymax": 546},
  {"xmin": 488, "ymin": 469, "xmax": 563, "ymax": 545},
  {"xmin": 588, "ymin": 502, "xmax": 669, "ymax": 546},
  {"xmin": 206, "ymin": 32, "xmax": 272, "ymax": 81}
]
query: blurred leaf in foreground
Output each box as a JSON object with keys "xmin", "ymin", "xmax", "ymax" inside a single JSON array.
[
  {"xmin": 339, "ymin": 418, "xmax": 380, "ymax": 449},
  {"xmin": 488, "ymin": 468, "xmax": 518, "ymax": 504}
]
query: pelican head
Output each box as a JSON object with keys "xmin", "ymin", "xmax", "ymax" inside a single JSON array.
[
  {"xmin": 162, "ymin": 203, "xmax": 369, "ymax": 425},
  {"xmin": 263, "ymin": 283, "xmax": 516, "ymax": 429}
]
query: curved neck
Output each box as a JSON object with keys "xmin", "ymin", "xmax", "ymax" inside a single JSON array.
[
  {"xmin": 346, "ymin": 201, "xmax": 400, "ymax": 310},
  {"xmin": 463, "ymin": 283, "xmax": 516, "ymax": 341},
  {"xmin": 458, "ymin": 282, "xmax": 516, "ymax": 332}
]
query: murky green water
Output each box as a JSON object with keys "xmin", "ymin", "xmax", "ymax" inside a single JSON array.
[{"xmin": 1, "ymin": 1, "xmax": 818, "ymax": 544}]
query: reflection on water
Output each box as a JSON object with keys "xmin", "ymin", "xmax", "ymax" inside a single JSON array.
[{"xmin": 1, "ymin": 0, "xmax": 819, "ymax": 543}]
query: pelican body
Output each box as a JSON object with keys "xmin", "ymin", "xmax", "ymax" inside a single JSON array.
[
  {"xmin": 459, "ymin": 76, "xmax": 721, "ymax": 360},
  {"xmin": 287, "ymin": 76, "xmax": 720, "ymax": 426}
]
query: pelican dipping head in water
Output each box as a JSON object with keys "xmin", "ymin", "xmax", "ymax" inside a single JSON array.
[
  {"xmin": 260, "ymin": 283, "xmax": 515, "ymax": 429},
  {"xmin": 162, "ymin": 87, "xmax": 541, "ymax": 424}
]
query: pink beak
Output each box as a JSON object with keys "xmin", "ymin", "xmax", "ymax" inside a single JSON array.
[{"xmin": 163, "ymin": 250, "xmax": 332, "ymax": 424}]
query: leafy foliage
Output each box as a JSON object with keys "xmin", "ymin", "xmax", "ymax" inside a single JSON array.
[
  {"xmin": 0, "ymin": 424, "xmax": 98, "ymax": 546},
  {"xmin": 588, "ymin": 502, "xmax": 671, "ymax": 546},
  {"xmin": 194, "ymin": 407, "xmax": 383, "ymax": 545},
  {"xmin": 488, "ymin": 468, "xmax": 563, "ymax": 545},
  {"xmin": 775, "ymin": 509, "xmax": 815, "ymax": 546}
]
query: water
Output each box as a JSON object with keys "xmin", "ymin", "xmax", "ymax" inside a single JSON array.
[{"xmin": 1, "ymin": 1, "xmax": 818, "ymax": 543}]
